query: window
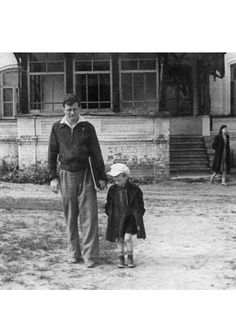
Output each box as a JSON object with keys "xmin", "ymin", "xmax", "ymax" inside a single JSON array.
[
  {"xmin": 0, "ymin": 69, "xmax": 18, "ymax": 119},
  {"xmin": 29, "ymin": 53, "xmax": 65, "ymax": 111},
  {"xmin": 74, "ymin": 58, "xmax": 112, "ymax": 110},
  {"xmin": 120, "ymin": 58, "xmax": 158, "ymax": 109},
  {"xmin": 2, "ymin": 87, "xmax": 18, "ymax": 118}
]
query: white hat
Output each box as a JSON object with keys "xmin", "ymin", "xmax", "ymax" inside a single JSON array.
[{"xmin": 107, "ymin": 163, "xmax": 130, "ymax": 177}]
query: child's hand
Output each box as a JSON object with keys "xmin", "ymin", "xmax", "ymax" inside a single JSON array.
[{"xmin": 99, "ymin": 180, "xmax": 107, "ymax": 190}]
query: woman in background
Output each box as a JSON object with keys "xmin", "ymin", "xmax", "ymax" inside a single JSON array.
[{"xmin": 210, "ymin": 124, "xmax": 230, "ymax": 186}]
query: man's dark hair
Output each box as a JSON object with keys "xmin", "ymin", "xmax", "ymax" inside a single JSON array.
[{"xmin": 63, "ymin": 93, "xmax": 80, "ymax": 107}]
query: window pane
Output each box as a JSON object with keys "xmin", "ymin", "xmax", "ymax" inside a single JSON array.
[
  {"xmin": 93, "ymin": 60, "xmax": 110, "ymax": 71},
  {"xmin": 88, "ymin": 74, "xmax": 98, "ymax": 101},
  {"xmin": 100, "ymin": 102, "xmax": 110, "ymax": 109},
  {"xmin": 121, "ymin": 60, "xmax": 138, "ymax": 70},
  {"xmin": 30, "ymin": 75, "xmax": 64, "ymax": 110},
  {"xmin": 139, "ymin": 59, "xmax": 156, "ymax": 70},
  {"xmin": 134, "ymin": 73, "xmax": 144, "ymax": 100},
  {"xmin": 75, "ymin": 75, "xmax": 87, "ymax": 102},
  {"xmin": 51, "ymin": 75, "xmax": 64, "ymax": 104},
  {"xmin": 30, "ymin": 76, "xmax": 42, "ymax": 109},
  {"xmin": 30, "ymin": 62, "xmax": 46, "ymax": 72},
  {"xmin": 121, "ymin": 73, "xmax": 132, "ymax": 100},
  {"xmin": 3, "ymin": 103, "xmax": 13, "ymax": 117},
  {"xmin": 75, "ymin": 61, "xmax": 92, "ymax": 72},
  {"xmin": 145, "ymin": 73, "xmax": 156, "ymax": 100},
  {"xmin": 88, "ymin": 102, "xmax": 98, "ymax": 109},
  {"xmin": 3, "ymin": 88, "xmax": 13, "ymax": 101},
  {"xmin": 30, "ymin": 53, "xmax": 64, "ymax": 62},
  {"xmin": 42, "ymin": 75, "xmax": 64, "ymax": 105},
  {"xmin": 80, "ymin": 102, "xmax": 87, "ymax": 109},
  {"xmin": 48, "ymin": 62, "xmax": 64, "ymax": 72},
  {"xmin": 99, "ymin": 74, "xmax": 110, "ymax": 101},
  {"xmin": 41, "ymin": 76, "xmax": 54, "ymax": 111}
]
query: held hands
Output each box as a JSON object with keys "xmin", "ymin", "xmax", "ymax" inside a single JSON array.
[
  {"xmin": 50, "ymin": 178, "xmax": 59, "ymax": 194},
  {"xmin": 99, "ymin": 180, "xmax": 107, "ymax": 190}
]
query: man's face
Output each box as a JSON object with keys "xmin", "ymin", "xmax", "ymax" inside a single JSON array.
[
  {"xmin": 64, "ymin": 102, "xmax": 80, "ymax": 124},
  {"xmin": 113, "ymin": 173, "xmax": 128, "ymax": 187}
]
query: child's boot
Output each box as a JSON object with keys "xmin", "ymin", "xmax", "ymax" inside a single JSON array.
[
  {"xmin": 127, "ymin": 254, "xmax": 135, "ymax": 268},
  {"xmin": 117, "ymin": 255, "xmax": 125, "ymax": 268}
]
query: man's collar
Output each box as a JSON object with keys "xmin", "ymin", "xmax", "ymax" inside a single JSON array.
[{"xmin": 60, "ymin": 115, "xmax": 86, "ymax": 128}]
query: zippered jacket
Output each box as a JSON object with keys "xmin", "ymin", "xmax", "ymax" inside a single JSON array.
[{"xmin": 48, "ymin": 119, "xmax": 107, "ymax": 182}]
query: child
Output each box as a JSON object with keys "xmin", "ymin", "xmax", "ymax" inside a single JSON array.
[{"xmin": 105, "ymin": 163, "xmax": 146, "ymax": 268}]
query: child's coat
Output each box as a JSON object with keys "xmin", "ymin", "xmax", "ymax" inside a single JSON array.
[{"xmin": 105, "ymin": 180, "xmax": 146, "ymax": 242}]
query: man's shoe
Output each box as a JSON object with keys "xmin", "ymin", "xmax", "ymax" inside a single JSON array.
[
  {"xmin": 86, "ymin": 259, "xmax": 96, "ymax": 268},
  {"xmin": 127, "ymin": 254, "xmax": 135, "ymax": 268},
  {"xmin": 70, "ymin": 257, "xmax": 84, "ymax": 264},
  {"xmin": 117, "ymin": 255, "xmax": 125, "ymax": 268}
]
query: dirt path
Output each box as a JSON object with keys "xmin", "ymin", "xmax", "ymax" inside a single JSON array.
[{"xmin": 1, "ymin": 180, "xmax": 236, "ymax": 289}]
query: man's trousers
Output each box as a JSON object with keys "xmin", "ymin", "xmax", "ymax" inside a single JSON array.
[{"xmin": 59, "ymin": 167, "xmax": 99, "ymax": 260}]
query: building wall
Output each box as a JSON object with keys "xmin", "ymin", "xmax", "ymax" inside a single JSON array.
[
  {"xmin": 210, "ymin": 53, "xmax": 236, "ymax": 116},
  {"xmin": 209, "ymin": 75, "xmax": 224, "ymax": 115},
  {"xmin": 0, "ymin": 120, "xmax": 18, "ymax": 165},
  {"xmin": 9, "ymin": 115, "xmax": 169, "ymax": 181},
  {"xmin": 169, "ymin": 116, "xmax": 206, "ymax": 135}
]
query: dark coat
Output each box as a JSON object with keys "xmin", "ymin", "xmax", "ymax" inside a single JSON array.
[
  {"xmin": 105, "ymin": 181, "xmax": 146, "ymax": 242},
  {"xmin": 212, "ymin": 133, "xmax": 230, "ymax": 174}
]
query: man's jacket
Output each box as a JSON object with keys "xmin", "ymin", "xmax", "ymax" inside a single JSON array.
[{"xmin": 48, "ymin": 118, "xmax": 107, "ymax": 184}]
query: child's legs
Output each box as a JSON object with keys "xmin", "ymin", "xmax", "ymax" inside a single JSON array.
[
  {"xmin": 117, "ymin": 237, "xmax": 124, "ymax": 256},
  {"xmin": 124, "ymin": 233, "xmax": 133, "ymax": 254},
  {"xmin": 211, "ymin": 172, "xmax": 216, "ymax": 179}
]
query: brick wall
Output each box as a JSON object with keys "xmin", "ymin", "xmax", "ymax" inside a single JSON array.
[
  {"xmin": 14, "ymin": 115, "xmax": 170, "ymax": 181},
  {"xmin": 0, "ymin": 120, "xmax": 18, "ymax": 165}
]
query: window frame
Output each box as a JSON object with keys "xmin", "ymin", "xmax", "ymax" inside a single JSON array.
[
  {"xmin": 28, "ymin": 55, "xmax": 66, "ymax": 112},
  {"xmin": 73, "ymin": 57, "xmax": 113, "ymax": 111},
  {"xmin": 119, "ymin": 57, "xmax": 159, "ymax": 108},
  {"xmin": 2, "ymin": 86, "xmax": 18, "ymax": 119}
]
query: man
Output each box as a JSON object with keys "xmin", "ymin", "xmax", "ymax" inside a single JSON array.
[{"xmin": 48, "ymin": 93, "xmax": 106, "ymax": 268}]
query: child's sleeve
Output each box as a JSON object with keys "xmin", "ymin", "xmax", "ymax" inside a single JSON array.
[{"xmin": 105, "ymin": 187, "xmax": 112, "ymax": 216}]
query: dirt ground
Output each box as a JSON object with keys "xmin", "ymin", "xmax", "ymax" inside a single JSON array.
[{"xmin": 1, "ymin": 177, "xmax": 236, "ymax": 290}]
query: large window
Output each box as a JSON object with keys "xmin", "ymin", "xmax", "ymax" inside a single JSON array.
[
  {"xmin": 120, "ymin": 58, "xmax": 158, "ymax": 109},
  {"xmin": 29, "ymin": 53, "xmax": 65, "ymax": 111},
  {"xmin": 74, "ymin": 57, "xmax": 112, "ymax": 110}
]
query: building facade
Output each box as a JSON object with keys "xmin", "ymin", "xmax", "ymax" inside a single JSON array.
[{"xmin": 0, "ymin": 52, "xmax": 226, "ymax": 179}]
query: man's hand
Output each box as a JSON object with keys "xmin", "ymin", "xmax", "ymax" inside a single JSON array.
[
  {"xmin": 50, "ymin": 178, "xmax": 59, "ymax": 194},
  {"xmin": 99, "ymin": 180, "xmax": 107, "ymax": 190}
]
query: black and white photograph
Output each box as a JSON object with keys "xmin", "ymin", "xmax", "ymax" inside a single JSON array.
[
  {"xmin": 1, "ymin": 51, "xmax": 235, "ymax": 290},
  {"xmin": 1, "ymin": 1, "xmax": 236, "ymax": 314}
]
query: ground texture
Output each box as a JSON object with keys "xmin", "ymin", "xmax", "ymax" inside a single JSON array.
[{"xmin": 1, "ymin": 178, "xmax": 236, "ymax": 289}]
